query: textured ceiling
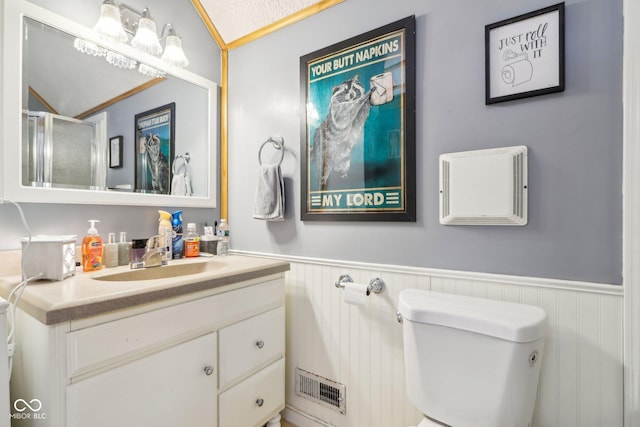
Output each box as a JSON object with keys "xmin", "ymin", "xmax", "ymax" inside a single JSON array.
[{"xmin": 197, "ymin": 0, "xmax": 323, "ymax": 44}]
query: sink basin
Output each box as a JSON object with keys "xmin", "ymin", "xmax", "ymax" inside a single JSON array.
[{"xmin": 92, "ymin": 260, "xmax": 219, "ymax": 282}]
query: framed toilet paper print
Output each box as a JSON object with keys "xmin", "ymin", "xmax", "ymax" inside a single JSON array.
[
  {"xmin": 299, "ymin": 16, "xmax": 416, "ymax": 222},
  {"xmin": 485, "ymin": 3, "xmax": 565, "ymax": 104}
]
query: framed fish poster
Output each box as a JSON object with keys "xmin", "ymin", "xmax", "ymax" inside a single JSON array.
[
  {"xmin": 300, "ymin": 16, "xmax": 416, "ymax": 221},
  {"xmin": 134, "ymin": 103, "xmax": 175, "ymax": 194}
]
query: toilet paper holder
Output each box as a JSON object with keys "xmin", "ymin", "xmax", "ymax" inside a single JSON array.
[{"xmin": 335, "ymin": 274, "xmax": 385, "ymax": 295}]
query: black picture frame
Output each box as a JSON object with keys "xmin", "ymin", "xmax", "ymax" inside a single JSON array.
[
  {"xmin": 300, "ymin": 16, "xmax": 416, "ymax": 222},
  {"xmin": 134, "ymin": 103, "xmax": 175, "ymax": 194},
  {"xmin": 485, "ymin": 3, "xmax": 565, "ymax": 104},
  {"xmin": 109, "ymin": 135, "xmax": 123, "ymax": 169}
]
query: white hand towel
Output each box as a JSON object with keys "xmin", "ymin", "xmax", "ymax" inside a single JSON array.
[{"xmin": 253, "ymin": 163, "xmax": 285, "ymax": 221}]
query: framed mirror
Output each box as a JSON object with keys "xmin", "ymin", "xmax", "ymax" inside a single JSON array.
[{"xmin": 2, "ymin": 0, "xmax": 218, "ymax": 207}]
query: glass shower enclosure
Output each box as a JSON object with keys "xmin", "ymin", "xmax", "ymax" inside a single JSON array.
[{"xmin": 22, "ymin": 111, "xmax": 107, "ymax": 190}]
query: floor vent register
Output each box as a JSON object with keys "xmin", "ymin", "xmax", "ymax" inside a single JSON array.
[{"xmin": 295, "ymin": 367, "xmax": 346, "ymax": 414}]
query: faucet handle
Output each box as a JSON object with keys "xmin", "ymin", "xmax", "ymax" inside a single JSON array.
[
  {"xmin": 142, "ymin": 246, "xmax": 167, "ymax": 268},
  {"xmin": 146, "ymin": 235, "xmax": 163, "ymax": 249}
]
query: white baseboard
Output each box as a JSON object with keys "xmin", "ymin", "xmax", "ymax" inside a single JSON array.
[{"xmin": 283, "ymin": 405, "xmax": 335, "ymax": 427}]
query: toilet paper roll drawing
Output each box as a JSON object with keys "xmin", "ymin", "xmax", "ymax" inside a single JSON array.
[
  {"xmin": 370, "ymin": 72, "xmax": 394, "ymax": 105},
  {"xmin": 501, "ymin": 50, "xmax": 533, "ymax": 87}
]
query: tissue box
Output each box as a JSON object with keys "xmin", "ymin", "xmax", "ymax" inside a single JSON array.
[{"xmin": 21, "ymin": 235, "xmax": 77, "ymax": 281}]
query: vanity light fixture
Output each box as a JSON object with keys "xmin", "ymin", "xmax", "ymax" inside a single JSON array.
[
  {"xmin": 130, "ymin": 8, "xmax": 162, "ymax": 56},
  {"xmin": 73, "ymin": 0, "xmax": 128, "ymax": 61},
  {"xmin": 93, "ymin": 0, "xmax": 128, "ymax": 44},
  {"xmin": 73, "ymin": 38, "xmax": 107, "ymax": 57},
  {"xmin": 138, "ymin": 63, "xmax": 166, "ymax": 78},
  {"xmin": 106, "ymin": 51, "xmax": 137, "ymax": 70},
  {"xmin": 120, "ymin": 4, "xmax": 189, "ymax": 69},
  {"xmin": 74, "ymin": 1, "xmax": 189, "ymax": 74},
  {"xmin": 161, "ymin": 25, "xmax": 189, "ymax": 69}
]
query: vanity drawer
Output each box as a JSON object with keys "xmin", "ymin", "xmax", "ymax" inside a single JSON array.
[
  {"xmin": 218, "ymin": 358, "xmax": 285, "ymax": 427},
  {"xmin": 218, "ymin": 306, "xmax": 284, "ymax": 389},
  {"xmin": 67, "ymin": 278, "xmax": 284, "ymax": 378}
]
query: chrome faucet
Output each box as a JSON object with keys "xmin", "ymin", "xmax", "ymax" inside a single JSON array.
[{"xmin": 141, "ymin": 235, "xmax": 167, "ymax": 268}]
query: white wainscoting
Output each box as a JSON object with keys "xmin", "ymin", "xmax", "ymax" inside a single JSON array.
[{"xmin": 237, "ymin": 252, "xmax": 624, "ymax": 427}]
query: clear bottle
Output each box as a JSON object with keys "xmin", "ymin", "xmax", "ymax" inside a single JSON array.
[
  {"xmin": 118, "ymin": 232, "xmax": 131, "ymax": 266},
  {"xmin": 104, "ymin": 232, "xmax": 119, "ymax": 268},
  {"xmin": 184, "ymin": 223, "xmax": 200, "ymax": 258},
  {"xmin": 216, "ymin": 219, "xmax": 229, "ymax": 256}
]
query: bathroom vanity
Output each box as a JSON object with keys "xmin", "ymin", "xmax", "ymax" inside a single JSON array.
[{"xmin": 0, "ymin": 255, "xmax": 288, "ymax": 427}]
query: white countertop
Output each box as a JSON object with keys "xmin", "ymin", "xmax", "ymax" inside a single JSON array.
[{"xmin": 0, "ymin": 254, "xmax": 289, "ymax": 325}]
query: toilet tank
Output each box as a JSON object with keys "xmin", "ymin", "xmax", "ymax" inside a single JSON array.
[{"xmin": 398, "ymin": 290, "xmax": 547, "ymax": 427}]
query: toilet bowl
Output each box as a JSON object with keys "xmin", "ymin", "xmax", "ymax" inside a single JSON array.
[{"xmin": 398, "ymin": 289, "xmax": 547, "ymax": 427}]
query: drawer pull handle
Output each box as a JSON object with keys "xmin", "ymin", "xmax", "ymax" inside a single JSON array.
[
  {"xmin": 203, "ymin": 365, "xmax": 214, "ymax": 376},
  {"xmin": 256, "ymin": 398, "xmax": 264, "ymax": 407},
  {"xmin": 256, "ymin": 340, "xmax": 265, "ymax": 349}
]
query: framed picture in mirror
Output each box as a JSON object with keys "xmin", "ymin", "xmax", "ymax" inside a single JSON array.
[
  {"xmin": 109, "ymin": 136, "xmax": 123, "ymax": 169},
  {"xmin": 134, "ymin": 103, "xmax": 176, "ymax": 194}
]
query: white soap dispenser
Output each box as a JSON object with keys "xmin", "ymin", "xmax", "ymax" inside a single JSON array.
[
  {"xmin": 104, "ymin": 232, "xmax": 119, "ymax": 268},
  {"xmin": 118, "ymin": 232, "xmax": 130, "ymax": 266}
]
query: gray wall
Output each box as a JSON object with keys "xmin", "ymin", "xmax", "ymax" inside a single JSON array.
[
  {"xmin": 0, "ymin": 0, "xmax": 222, "ymax": 251},
  {"xmin": 227, "ymin": 0, "xmax": 623, "ymax": 284}
]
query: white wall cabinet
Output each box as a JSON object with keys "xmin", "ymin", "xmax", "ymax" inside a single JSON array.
[{"xmin": 10, "ymin": 275, "xmax": 285, "ymax": 427}]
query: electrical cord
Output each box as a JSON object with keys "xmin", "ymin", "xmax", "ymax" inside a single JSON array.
[
  {"xmin": 6, "ymin": 273, "xmax": 42, "ymax": 380},
  {"xmin": 0, "ymin": 198, "xmax": 43, "ymax": 380}
]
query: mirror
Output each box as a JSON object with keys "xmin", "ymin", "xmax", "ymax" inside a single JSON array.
[{"xmin": 2, "ymin": 0, "xmax": 218, "ymax": 207}]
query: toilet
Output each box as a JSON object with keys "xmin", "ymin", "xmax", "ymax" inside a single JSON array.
[{"xmin": 398, "ymin": 289, "xmax": 547, "ymax": 427}]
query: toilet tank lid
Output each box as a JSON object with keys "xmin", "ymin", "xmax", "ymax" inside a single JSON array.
[{"xmin": 398, "ymin": 289, "xmax": 547, "ymax": 343}]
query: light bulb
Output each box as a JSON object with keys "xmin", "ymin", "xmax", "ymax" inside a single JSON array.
[
  {"xmin": 93, "ymin": 1, "xmax": 128, "ymax": 44},
  {"xmin": 131, "ymin": 15, "xmax": 162, "ymax": 56},
  {"xmin": 161, "ymin": 34, "xmax": 189, "ymax": 68}
]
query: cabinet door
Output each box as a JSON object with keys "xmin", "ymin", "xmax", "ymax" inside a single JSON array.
[{"xmin": 67, "ymin": 333, "xmax": 217, "ymax": 427}]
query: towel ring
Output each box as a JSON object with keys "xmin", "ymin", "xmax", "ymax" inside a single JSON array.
[
  {"xmin": 258, "ymin": 137, "xmax": 285, "ymax": 166},
  {"xmin": 173, "ymin": 152, "xmax": 191, "ymax": 175}
]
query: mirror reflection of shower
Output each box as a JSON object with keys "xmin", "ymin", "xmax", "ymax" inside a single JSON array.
[
  {"xmin": 14, "ymin": 11, "xmax": 216, "ymax": 203},
  {"xmin": 23, "ymin": 111, "xmax": 107, "ymax": 190}
]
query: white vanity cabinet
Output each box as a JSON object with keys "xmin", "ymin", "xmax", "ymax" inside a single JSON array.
[
  {"xmin": 67, "ymin": 332, "xmax": 218, "ymax": 427},
  {"xmin": 218, "ymin": 307, "xmax": 285, "ymax": 427},
  {"xmin": 10, "ymin": 274, "xmax": 286, "ymax": 427}
]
